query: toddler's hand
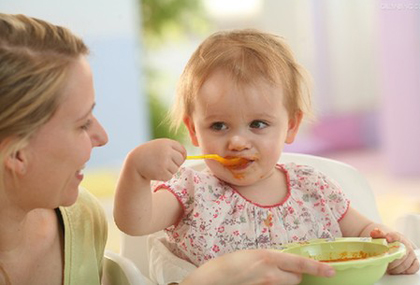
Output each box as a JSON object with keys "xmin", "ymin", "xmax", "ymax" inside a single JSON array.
[
  {"xmin": 129, "ymin": 138, "xmax": 186, "ymax": 182},
  {"xmin": 370, "ymin": 228, "xmax": 419, "ymax": 274}
]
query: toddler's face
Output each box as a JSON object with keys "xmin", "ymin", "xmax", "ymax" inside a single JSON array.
[{"xmin": 184, "ymin": 69, "xmax": 302, "ymax": 187}]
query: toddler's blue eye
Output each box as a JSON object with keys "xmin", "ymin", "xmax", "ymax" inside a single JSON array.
[
  {"xmin": 250, "ymin": 120, "xmax": 268, "ymax": 129},
  {"xmin": 211, "ymin": 122, "xmax": 227, "ymax": 131}
]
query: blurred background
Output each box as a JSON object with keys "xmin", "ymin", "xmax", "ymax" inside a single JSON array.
[{"xmin": 1, "ymin": 0, "xmax": 419, "ymax": 252}]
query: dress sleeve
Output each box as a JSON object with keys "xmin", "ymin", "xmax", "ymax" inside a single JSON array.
[
  {"xmin": 152, "ymin": 167, "xmax": 197, "ymax": 216},
  {"xmin": 314, "ymin": 168, "xmax": 350, "ymax": 221},
  {"xmin": 292, "ymin": 164, "xmax": 350, "ymax": 222}
]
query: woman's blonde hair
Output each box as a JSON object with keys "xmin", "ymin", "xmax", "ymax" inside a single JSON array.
[
  {"xmin": 0, "ymin": 13, "xmax": 89, "ymax": 282},
  {"xmin": 169, "ymin": 29, "xmax": 312, "ymax": 130},
  {"xmin": 0, "ymin": 13, "xmax": 88, "ymax": 187}
]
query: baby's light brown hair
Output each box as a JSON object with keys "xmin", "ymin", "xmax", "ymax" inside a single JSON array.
[{"xmin": 169, "ymin": 28, "xmax": 312, "ymax": 130}]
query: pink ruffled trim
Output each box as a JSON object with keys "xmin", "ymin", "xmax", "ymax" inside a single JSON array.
[
  {"xmin": 337, "ymin": 199, "xmax": 351, "ymax": 222},
  {"xmin": 154, "ymin": 184, "xmax": 187, "ymax": 227},
  {"xmin": 229, "ymin": 164, "xmax": 292, "ymax": 208}
]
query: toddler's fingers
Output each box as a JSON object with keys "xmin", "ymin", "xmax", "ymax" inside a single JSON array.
[
  {"xmin": 388, "ymin": 250, "xmax": 416, "ymax": 274},
  {"xmin": 388, "ymin": 261, "xmax": 409, "ymax": 275},
  {"xmin": 170, "ymin": 140, "xmax": 187, "ymax": 156},
  {"xmin": 158, "ymin": 170, "xmax": 176, "ymax": 182},
  {"xmin": 169, "ymin": 142, "xmax": 187, "ymax": 167},
  {"xmin": 167, "ymin": 164, "xmax": 179, "ymax": 176},
  {"xmin": 403, "ymin": 258, "xmax": 420, "ymax": 274},
  {"xmin": 385, "ymin": 232, "xmax": 401, "ymax": 243},
  {"xmin": 387, "ymin": 258, "xmax": 404, "ymax": 274},
  {"xmin": 370, "ymin": 227, "xmax": 385, "ymax": 238},
  {"xmin": 172, "ymin": 150, "xmax": 186, "ymax": 167}
]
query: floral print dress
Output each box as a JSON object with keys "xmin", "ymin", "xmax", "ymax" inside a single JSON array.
[{"xmin": 153, "ymin": 163, "xmax": 350, "ymax": 266}]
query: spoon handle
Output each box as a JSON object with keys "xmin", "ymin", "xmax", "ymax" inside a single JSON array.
[{"xmin": 186, "ymin": 154, "xmax": 219, "ymax": 160}]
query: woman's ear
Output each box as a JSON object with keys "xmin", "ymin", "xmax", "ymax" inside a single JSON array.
[
  {"xmin": 5, "ymin": 149, "xmax": 27, "ymax": 175},
  {"xmin": 285, "ymin": 111, "xmax": 303, "ymax": 144},
  {"xmin": 183, "ymin": 116, "xmax": 199, "ymax": 146}
]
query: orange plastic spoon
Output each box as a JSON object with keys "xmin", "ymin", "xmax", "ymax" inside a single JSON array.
[{"xmin": 186, "ymin": 154, "xmax": 248, "ymax": 167}]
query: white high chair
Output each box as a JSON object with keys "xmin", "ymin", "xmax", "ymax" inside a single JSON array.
[
  {"xmin": 102, "ymin": 250, "xmax": 148, "ymax": 285},
  {"xmin": 116, "ymin": 152, "xmax": 383, "ymax": 282}
]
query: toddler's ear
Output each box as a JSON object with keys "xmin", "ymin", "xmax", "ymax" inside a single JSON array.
[
  {"xmin": 183, "ymin": 116, "xmax": 199, "ymax": 146},
  {"xmin": 285, "ymin": 111, "xmax": 303, "ymax": 144}
]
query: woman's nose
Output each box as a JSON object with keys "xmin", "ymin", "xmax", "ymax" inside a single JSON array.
[
  {"xmin": 228, "ymin": 135, "xmax": 251, "ymax": 152},
  {"xmin": 91, "ymin": 117, "xmax": 109, "ymax": 147}
]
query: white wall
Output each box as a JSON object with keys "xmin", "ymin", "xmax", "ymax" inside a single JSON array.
[
  {"xmin": 0, "ymin": 0, "xmax": 150, "ymax": 169},
  {"xmin": 208, "ymin": 0, "xmax": 378, "ymax": 115},
  {"xmin": 147, "ymin": 0, "xmax": 381, "ymax": 155}
]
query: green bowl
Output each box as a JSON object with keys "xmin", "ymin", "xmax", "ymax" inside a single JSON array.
[{"xmin": 279, "ymin": 237, "xmax": 406, "ymax": 285}]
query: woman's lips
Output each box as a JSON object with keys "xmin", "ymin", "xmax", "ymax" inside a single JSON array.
[
  {"xmin": 75, "ymin": 167, "xmax": 85, "ymax": 181},
  {"xmin": 76, "ymin": 171, "xmax": 84, "ymax": 181}
]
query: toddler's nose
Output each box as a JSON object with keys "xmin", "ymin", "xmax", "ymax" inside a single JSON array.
[{"xmin": 228, "ymin": 135, "xmax": 251, "ymax": 152}]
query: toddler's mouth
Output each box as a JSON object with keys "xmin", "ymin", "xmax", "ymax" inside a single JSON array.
[{"xmin": 225, "ymin": 156, "xmax": 256, "ymax": 170}]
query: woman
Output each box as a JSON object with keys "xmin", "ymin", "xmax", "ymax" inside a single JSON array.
[
  {"xmin": 0, "ymin": 13, "xmax": 109, "ymax": 284},
  {"xmin": 0, "ymin": 13, "xmax": 334, "ymax": 284}
]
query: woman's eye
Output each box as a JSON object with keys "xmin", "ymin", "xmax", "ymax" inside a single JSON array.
[
  {"xmin": 210, "ymin": 122, "xmax": 227, "ymax": 131},
  {"xmin": 250, "ymin": 120, "xmax": 268, "ymax": 129},
  {"xmin": 81, "ymin": 119, "xmax": 92, "ymax": 130}
]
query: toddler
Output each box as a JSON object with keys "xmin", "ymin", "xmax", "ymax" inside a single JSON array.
[{"xmin": 114, "ymin": 29, "xmax": 418, "ymax": 278}]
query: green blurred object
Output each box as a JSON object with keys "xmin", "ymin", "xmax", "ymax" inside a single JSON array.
[
  {"xmin": 139, "ymin": 0, "xmax": 208, "ymax": 141},
  {"xmin": 148, "ymin": 88, "xmax": 186, "ymax": 142},
  {"xmin": 141, "ymin": 0, "xmax": 207, "ymax": 46},
  {"xmin": 280, "ymin": 237, "xmax": 406, "ymax": 285}
]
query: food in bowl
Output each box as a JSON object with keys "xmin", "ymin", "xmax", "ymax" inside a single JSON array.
[
  {"xmin": 318, "ymin": 250, "xmax": 374, "ymax": 262},
  {"xmin": 279, "ymin": 237, "xmax": 406, "ymax": 285}
]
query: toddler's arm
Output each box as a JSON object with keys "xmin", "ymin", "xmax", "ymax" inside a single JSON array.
[
  {"xmin": 113, "ymin": 138, "xmax": 186, "ymax": 236},
  {"xmin": 340, "ymin": 207, "xmax": 419, "ymax": 274}
]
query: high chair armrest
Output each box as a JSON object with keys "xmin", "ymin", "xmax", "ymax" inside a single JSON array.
[{"xmin": 103, "ymin": 249, "xmax": 153, "ymax": 285}]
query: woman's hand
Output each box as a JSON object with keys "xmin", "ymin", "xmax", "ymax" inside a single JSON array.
[
  {"xmin": 371, "ymin": 228, "xmax": 419, "ymax": 274},
  {"xmin": 181, "ymin": 249, "xmax": 335, "ymax": 285}
]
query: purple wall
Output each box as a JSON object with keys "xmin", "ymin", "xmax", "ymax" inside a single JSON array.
[{"xmin": 378, "ymin": 0, "xmax": 420, "ymax": 176}]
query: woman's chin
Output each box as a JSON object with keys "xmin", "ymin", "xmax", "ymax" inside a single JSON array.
[{"xmin": 61, "ymin": 188, "xmax": 80, "ymax": 207}]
